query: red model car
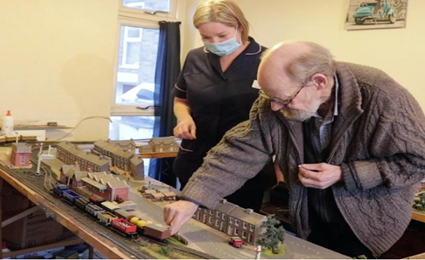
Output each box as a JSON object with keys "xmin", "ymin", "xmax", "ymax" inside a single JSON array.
[{"xmin": 229, "ymin": 236, "xmax": 243, "ymax": 248}]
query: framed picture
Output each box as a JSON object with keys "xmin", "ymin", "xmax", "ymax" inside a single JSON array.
[{"xmin": 344, "ymin": 0, "xmax": 408, "ymax": 30}]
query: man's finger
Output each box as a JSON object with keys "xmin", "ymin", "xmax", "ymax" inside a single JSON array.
[
  {"xmin": 300, "ymin": 173, "xmax": 334, "ymax": 189},
  {"xmin": 169, "ymin": 214, "xmax": 187, "ymax": 235},
  {"xmin": 300, "ymin": 163, "xmax": 326, "ymax": 172},
  {"xmin": 164, "ymin": 206, "xmax": 176, "ymax": 225},
  {"xmin": 299, "ymin": 167, "xmax": 322, "ymax": 181}
]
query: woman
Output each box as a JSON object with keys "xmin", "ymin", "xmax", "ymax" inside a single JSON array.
[{"xmin": 172, "ymin": 0, "xmax": 275, "ymax": 212}]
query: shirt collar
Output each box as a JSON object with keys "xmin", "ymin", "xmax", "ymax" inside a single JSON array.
[
  {"xmin": 245, "ymin": 37, "xmax": 262, "ymax": 55},
  {"xmin": 333, "ymin": 74, "xmax": 340, "ymax": 116},
  {"xmin": 314, "ymin": 75, "xmax": 339, "ymax": 123}
]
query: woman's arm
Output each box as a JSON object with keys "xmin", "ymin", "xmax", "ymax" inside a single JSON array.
[{"xmin": 173, "ymin": 97, "xmax": 197, "ymax": 140}]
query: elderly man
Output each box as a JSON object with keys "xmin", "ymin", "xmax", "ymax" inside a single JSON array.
[{"xmin": 164, "ymin": 41, "xmax": 425, "ymax": 257}]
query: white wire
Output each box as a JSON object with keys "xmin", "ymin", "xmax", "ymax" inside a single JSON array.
[{"xmin": 53, "ymin": 116, "xmax": 112, "ymax": 141}]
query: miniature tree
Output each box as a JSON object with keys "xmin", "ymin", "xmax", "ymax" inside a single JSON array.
[
  {"xmin": 413, "ymin": 193, "xmax": 425, "ymax": 211},
  {"xmin": 158, "ymin": 246, "xmax": 173, "ymax": 256},
  {"xmin": 256, "ymin": 214, "xmax": 285, "ymax": 254}
]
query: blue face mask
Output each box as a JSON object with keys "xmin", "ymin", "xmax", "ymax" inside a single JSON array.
[{"xmin": 203, "ymin": 28, "xmax": 241, "ymax": 56}]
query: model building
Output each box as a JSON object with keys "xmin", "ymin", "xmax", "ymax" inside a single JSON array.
[
  {"xmin": 10, "ymin": 143, "xmax": 32, "ymax": 168},
  {"xmin": 139, "ymin": 136, "xmax": 179, "ymax": 154},
  {"xmin": 92, "ymin": 140, "xmax": 144, "ymax": 180}
]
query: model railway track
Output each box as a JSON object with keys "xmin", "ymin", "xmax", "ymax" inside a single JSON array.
[
  {"xmin": 0, "ymin": 165, "xmax": 149, "ymax": 259},
  {"xmin": 166, "ymin": 243, "xmax": 217, "ymax": 259},
  {"xmin": 141, "ymin": 236, "xmax": 217, "ymax": 259},
  {"xmin": 1, "ymin": 164, "xmax": 215, "ymax": 259}
]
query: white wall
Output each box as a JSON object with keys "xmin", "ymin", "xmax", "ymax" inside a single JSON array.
[
  {"xmin": 0, "ymin": 0, "xmax": 120, "ymax": 140},
  {"xmin": 180, "ymin": 0, "xmax": 203, "ymax": 59},
  {"xmin": 183, "ymin": 0, "xmax": 425, "ymax": 109}
]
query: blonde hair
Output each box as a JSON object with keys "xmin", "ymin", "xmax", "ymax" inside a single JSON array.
[{"xmin": 193, "ymin": 0, "xmax": 250, "ymax": 43}]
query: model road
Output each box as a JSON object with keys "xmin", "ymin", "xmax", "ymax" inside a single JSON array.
[{"xmin": 127, "ymin": 186, "xmax": 256, "ymax": 259}]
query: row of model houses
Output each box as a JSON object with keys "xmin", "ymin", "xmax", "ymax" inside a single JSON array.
[
  {"xmin": 56, "ymin": 137, "xmax": 181, "ymax": 181},
  {"xmin": 56, "ymin": 142, "xmax": 109, "ymax": 172},
  {"xmin": 138, "ymin": 186, "xmax": 177, "ymax": 201},
  {"xmin": 56, "ymin": 141, "xmax": 144, "ymax": 180},
  {"xmin": 92, "ymin": 140, "xmax": 144, "ymax": 180},
  {"xmin": 193, "ymin": 199, "xmax": 267, "ymax": 245},
  {"xmin": 139, "ymin": 137, "xmax": 179, "ymax": 154}
]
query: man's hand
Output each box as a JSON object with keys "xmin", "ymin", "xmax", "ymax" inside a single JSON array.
[
  {"xmin": 164, "ymin": 200, "xmax": 199, "ymax": 235},
  {"xmin": 173, "ymin": 117, "xmax": 197, "ymax": 140},
  {"xmin": 298, "ymin": 163, "xmax": 342, "ymax": 189}
]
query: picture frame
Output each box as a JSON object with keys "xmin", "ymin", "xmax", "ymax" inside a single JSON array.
[{"xmin": 344, "ymin": 0, "xmax": 408, "ymax": 30}]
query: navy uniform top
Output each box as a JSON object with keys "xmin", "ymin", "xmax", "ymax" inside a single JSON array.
[{"xmin": 173, "ymin": 37, "xmax": 275, "ymax": 189}]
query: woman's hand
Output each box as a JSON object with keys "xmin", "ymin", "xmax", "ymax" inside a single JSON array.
[{"xmin": 174, "ymin": 117, "xmax": 197, "ymax": 140}]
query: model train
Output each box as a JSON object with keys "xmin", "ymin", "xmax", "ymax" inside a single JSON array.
[{"xmin": 52, "ymin": 183, "xmax": 172, "ymax": 240}]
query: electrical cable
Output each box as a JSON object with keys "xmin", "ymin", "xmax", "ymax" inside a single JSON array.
[{"xmin": 53, "ymin": 116, "xmax": 112, "ymax": 141}]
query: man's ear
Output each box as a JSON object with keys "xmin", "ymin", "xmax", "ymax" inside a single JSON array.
[{"xmin": 310, "ymin": 73, "xmax": 328, "ymax": 90}]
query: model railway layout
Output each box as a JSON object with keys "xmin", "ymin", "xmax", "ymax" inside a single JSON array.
[
  {"xmin": 0, "ymin": 163, "xmax": 214, "ymax": 259},
  {"xmin": 1, "ymin": 144, "xmax": 351, "ymax": 259}
]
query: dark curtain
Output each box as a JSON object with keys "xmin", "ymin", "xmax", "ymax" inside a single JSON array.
[{"xmin": 148, "ymin": 21, "xmax": 181, "ymax": 186}]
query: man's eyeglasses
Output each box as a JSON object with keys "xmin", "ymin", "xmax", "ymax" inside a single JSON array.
[{"xmin": 259, "ymin": 84, "xmax": 305, "ymax": 108}]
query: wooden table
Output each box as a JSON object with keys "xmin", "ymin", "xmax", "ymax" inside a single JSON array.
[
  {"xmin": 412, "ymin": 210, "xmax": 425, "ymax": 223},
  {"xmin": 0, "ymin": 167, "xmax": 143, "ymax": 259},
  {"xmin": 139, "ymin": 151, "xmax": 177, "ymax": 159}
]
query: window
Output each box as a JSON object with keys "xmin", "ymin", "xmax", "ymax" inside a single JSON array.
[
  {"xmin": 194, "ymin": 210, "xmax": 200, "ymax": 219},
  {"xmin": 113, "ymin": 24, "xmax": 159, "ymax": 107},
  {"xmin": 20, "ymin": 155, "xmax": 25, "ymax": 165},
  {"xmin": 123, "ymin": 1, "xmax": 145, "ymax": 10},
  {"xmin": 234, "ymin": 219, "xmax": 239, "ymax": 227},
  {"xmin": 111, "ymin": 1, "xmax": 178, "ymax": 178},
  {"xmin": 111, "ymin": 15, "xmax": 161, "ymax": 176},
  {"xmin": 121, "ymin": 26, "xmax": 143, "ymax": 69},
  {"xmin": 111, "ymin": 2, "xmax": 170, "ymax": 142},
  {"xmin": 122, "ymin": 0, "xmax": 171, "ymax": 13}
]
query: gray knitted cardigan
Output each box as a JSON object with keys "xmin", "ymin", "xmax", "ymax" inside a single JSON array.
[{"xmin": 182, "ymin": 62, "xmax": 425, "ymax": 256}]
